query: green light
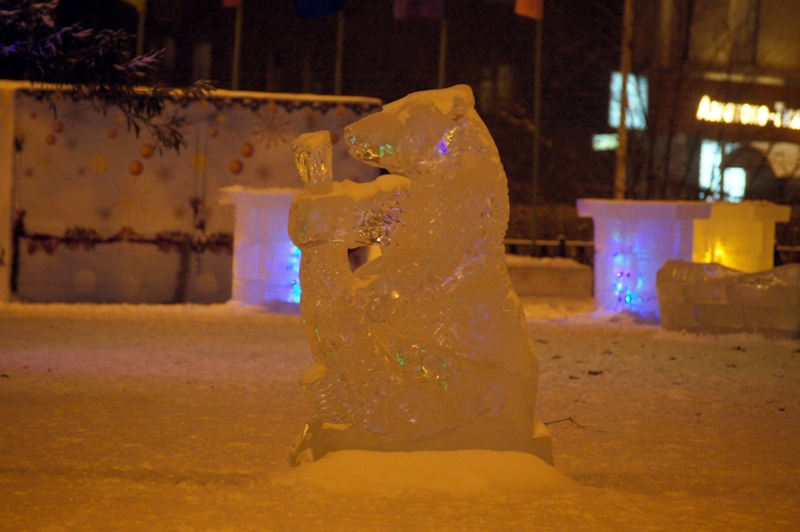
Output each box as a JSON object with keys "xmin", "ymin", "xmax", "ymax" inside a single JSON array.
[
  {"xmin": 441, "ymin": 381, "xmax": 449, "ymax": 389},
  {"xmin": 395, "ymin": 352, "xmax": 406, "ymax": 366}
]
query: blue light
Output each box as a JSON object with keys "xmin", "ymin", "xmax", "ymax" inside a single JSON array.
[
  {"xmin": 292, "ymin": 283, "xmax": 301, "ymax": 304},
  {"xmin": 286, "ymin": 246, "xmax": 302, "ymax": 303}
]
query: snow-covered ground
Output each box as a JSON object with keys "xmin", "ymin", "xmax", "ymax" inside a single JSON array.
[{"xmin": 1, "ymin": 300, "xmax": 798, "ymax": 531}]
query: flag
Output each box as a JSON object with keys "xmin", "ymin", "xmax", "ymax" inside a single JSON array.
[
  {"xmin": 515, "ymin": 0, "xmax": 543, "ymax": 20},
  {"xmin": 393, "ymin": 0, "xmax": 445, "ymax": 20},
  {"xmin": 293, "ymin": 0, "xmax": 344, "ymax": 19},
  {"xmin": 121, "ymin": 0, "xmax": 146, "ymax": 11},
  {"xmin": 223, "ymin": 0, "xmax": 242, "ymax": 7}
]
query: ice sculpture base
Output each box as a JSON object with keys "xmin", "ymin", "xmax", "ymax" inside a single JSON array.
[
  {"xmin": 275, "ymin": 448, "xmax": 575, "ymax": 497},
  {"xmin": 290, "ymin": 418, "xmax": 553, "ymax": 467}
]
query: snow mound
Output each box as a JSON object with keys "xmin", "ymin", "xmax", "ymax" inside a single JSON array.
[{"xmin": 271, "ymin": 449, "xmax": 581, "ymax": 497}]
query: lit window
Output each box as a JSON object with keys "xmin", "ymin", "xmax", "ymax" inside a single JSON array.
[
  {"xmin": 699, "ymin": 140, "xmax": 746, "ymax": 202},
  {"xmin": 608, "ymin": 73, "xmax": 648, "ymax": 130}
]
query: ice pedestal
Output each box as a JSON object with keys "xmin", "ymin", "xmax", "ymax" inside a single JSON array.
[
  {"xmin": 577, "ymin": 199, "xmax": 712, "ymax": 318},
  {"xmin": 222, "ymin": 187, "xmax": 301, "ymax": 306},
  {"xmin": 657, "ymin": 260, "xmax": 800, "ymax": 337},
  {"xmin": 693, "ymin": 201, "xmax": 791, "ymax": 273}
]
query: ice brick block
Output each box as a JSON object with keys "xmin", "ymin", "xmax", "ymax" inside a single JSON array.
[
  {"xmin": 287, "ymin": 86, "xmax": 552, "ymax": 466},
  {"xmin": 657, "ymin": 260, "xmax": 800, "ymax": 337}
]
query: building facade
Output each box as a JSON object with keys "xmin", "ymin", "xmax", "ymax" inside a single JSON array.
[{"xmin": 633, "ymin": 0, "xmax": 800, "ymax": 204}]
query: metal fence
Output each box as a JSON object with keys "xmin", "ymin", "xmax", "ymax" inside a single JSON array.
[
  {"xmin": 504, "ymin": 236, "xmax": 594, "ymax": 266},
  {"xmin": 505, "ymin": 237, "xmax": 800, "ymax": 269}
]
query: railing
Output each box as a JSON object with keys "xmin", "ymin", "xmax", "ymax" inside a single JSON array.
[
  {"xmin": 505, "ymin": 238, "xmax": 800, "ymax": 269},
  {"xmin": 775, "ymin": 245, "xmax": 800, "ymax": 266}
]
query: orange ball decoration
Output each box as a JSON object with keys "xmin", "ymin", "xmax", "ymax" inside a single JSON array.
[
  {"xmin": 229, "ymin": 159, "xmax": 243, "ymax": 174},
  {"xmin": 129, "ymin": 160, "xmax": 143, "ymax": 175},
  {"xmin": 240, "ymin": 142, "xmax": 254, "ymax": 157},
  {"xmin": 53, "ymin": 122, "xmax": 64, "ymax": 133},
  {"xmin": 45, "ymin": 134, "xmax": 56, "ymax": 145},
  {"xmin": 108, "ymin": 129, "xmax": 117, "ymax": 139},
  {"xmin": 139, "ymin": 143, "xmax": 154, "ymax": 159},
  {"xmin": 209, "ymin": 127, "xmax": 218, "ymax": 138}
]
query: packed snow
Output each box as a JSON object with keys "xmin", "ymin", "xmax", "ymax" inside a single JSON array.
[{"xmin": 1, "ymin": 299, "xmax": 799, "ymax": 530}]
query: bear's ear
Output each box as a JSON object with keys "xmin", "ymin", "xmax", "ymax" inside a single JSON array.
[{"xmin": 449, "ymin": 85, "xmax": 475, "ymax": 117}]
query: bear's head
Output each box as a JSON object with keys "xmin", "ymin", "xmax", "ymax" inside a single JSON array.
[{"xmin": 345, "ymin": 85, "xmax": 496, "ymax": 178}]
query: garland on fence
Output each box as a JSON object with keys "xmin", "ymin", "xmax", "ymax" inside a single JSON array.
[
  {"xmin": 23, "ymin": 89, "xmax": 382, "ymax": 117},
  {"xmin": 13, "ymin": 210, "xmax": 233, "ymax": 257}
]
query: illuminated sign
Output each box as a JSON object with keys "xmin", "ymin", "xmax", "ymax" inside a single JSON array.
[{"xmin": 696, "ymin": 94, "xmax": 800, "ymax": 129}]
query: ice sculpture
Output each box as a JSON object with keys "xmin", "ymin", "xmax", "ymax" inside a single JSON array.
[
  {"xmin": 657, "ymin": 260, "xmax": 800, "ymax": 337},
  {"xmin": 287, "ymin": 86, "xmax": 551, "ymax": 466}
]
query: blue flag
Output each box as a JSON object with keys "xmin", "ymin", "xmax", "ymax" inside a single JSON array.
[{"xmin": 293, "ymin": 0, "xmax": 344, "ymax": 19}]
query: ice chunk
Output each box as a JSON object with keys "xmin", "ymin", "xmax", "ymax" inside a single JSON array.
[{"xmin": 287, "ymin": 86, "xmax": 549, "ymax": 466}]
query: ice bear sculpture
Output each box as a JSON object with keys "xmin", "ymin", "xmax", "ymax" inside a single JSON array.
[{"xmin": 287, "ymin": 85, "xmax": 551, "ymax": 466}]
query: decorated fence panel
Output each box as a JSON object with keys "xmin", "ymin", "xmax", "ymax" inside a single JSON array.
[{"xmin": 1, "ymin": 82, "xmax": 381, "ymax": 303}]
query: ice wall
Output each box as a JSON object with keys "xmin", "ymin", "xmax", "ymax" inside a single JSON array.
[{"xmin": 658, "ymin": 260, "xmax": 800, "ymax": 337}]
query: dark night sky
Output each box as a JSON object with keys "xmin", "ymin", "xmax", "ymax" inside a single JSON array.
[{"xmin": 53, "ymin": 0, "xmax": 624, "ymax": 208}]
